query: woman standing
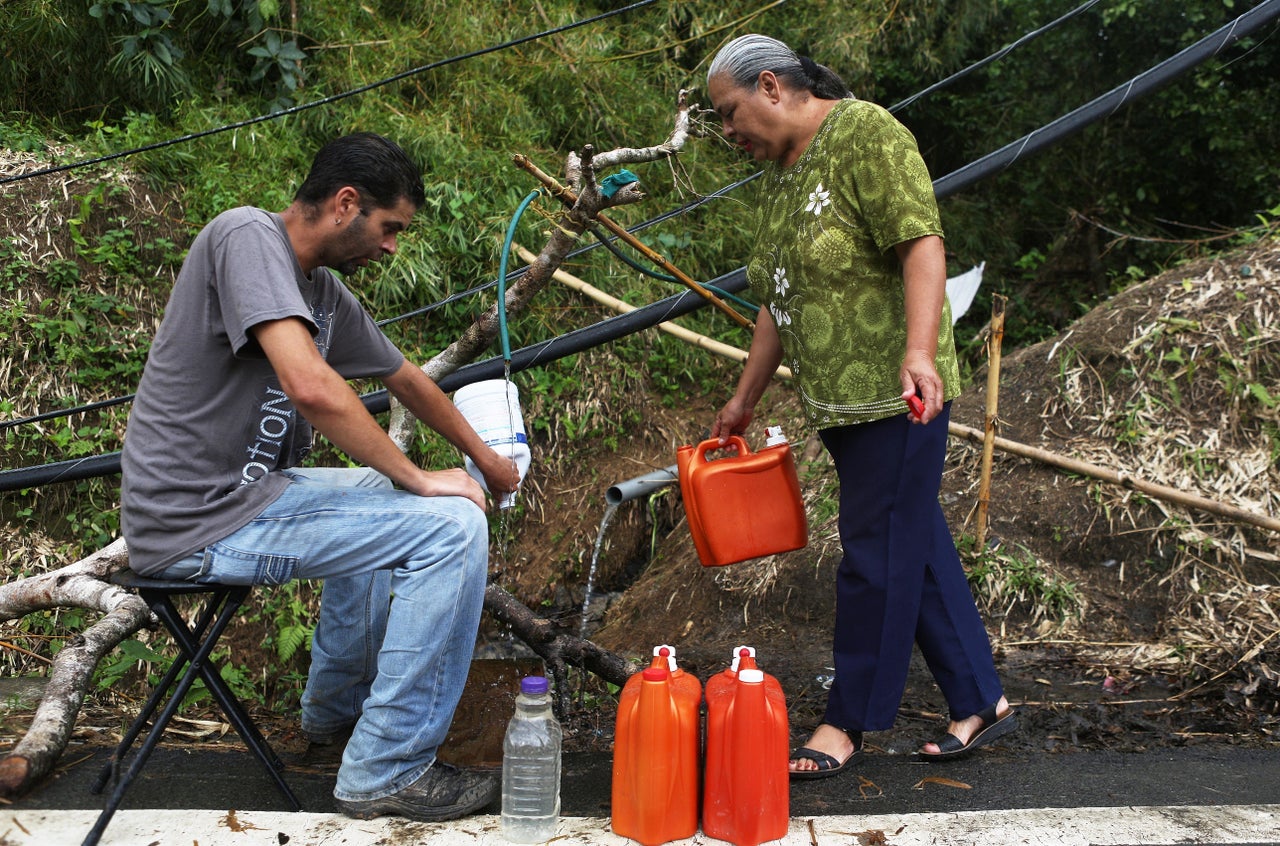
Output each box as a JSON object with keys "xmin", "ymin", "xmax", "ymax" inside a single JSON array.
[{"xmin": 705, "ymin": 34, "xmax": 1015, "ymax": 778}]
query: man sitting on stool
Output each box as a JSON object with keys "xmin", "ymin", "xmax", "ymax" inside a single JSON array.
[{"xmin": 120, "ymin": 132, "xmax": 518, "ymax": 821}]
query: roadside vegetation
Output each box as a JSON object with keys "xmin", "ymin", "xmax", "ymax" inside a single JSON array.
[{"xmin": 2, "ymin": 0, "xmax": 1277, "ymax": 736}]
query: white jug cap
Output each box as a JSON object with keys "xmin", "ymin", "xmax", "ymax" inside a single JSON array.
[
  {"xmin": 764, "ymin": 426, "xmax": 788, "ymax": 447},
  {"xmin": 653, "ymin": 644, "xmax": 677, "ymax": 672},
  {"xmin": 738, "ymin": 669, "xmax": 765, "ymax": 684},
  {"xmin": 730, "ymin": 645, "xmax": 755, "ymax": 672}
]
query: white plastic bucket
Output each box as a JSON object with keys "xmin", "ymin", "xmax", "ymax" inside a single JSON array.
[{"xmin": 453, "ymin": 379, "xmax": 530, "ymax": 509}]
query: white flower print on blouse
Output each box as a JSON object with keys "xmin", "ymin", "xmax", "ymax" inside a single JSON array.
[
  {"xmin": 773, "ymin": 266, "xmax": 789, "ymax": 297},
  {"xmin": 770, "ymin": 265, "xmax": 792, "ymax": 326},
  {"xmin": 805, "ymin": 183, "xmax": 831, "ymax": 216}
]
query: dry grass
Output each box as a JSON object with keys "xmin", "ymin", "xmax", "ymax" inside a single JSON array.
[{"xmin": 960, "ymin": 236, "xmax": 1280, "ymax": 706}]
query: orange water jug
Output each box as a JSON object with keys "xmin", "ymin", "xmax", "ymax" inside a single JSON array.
[
  {"xmin": 703, "ymin": 646, "xmax": 790, "ymax": 846},
  {"xmin": 611, "ymin": 646, "xmax": 702, "ymax": 846},
  {"xmin": 704, "ymin": 645, "xmax": 785, "ymax": 701},
  {"xmin": 677, "ymin": 427, "xmax": 807, "ymax": 567}
]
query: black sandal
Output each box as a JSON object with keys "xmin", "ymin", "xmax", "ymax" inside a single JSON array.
[
  {"xmin": 918, "ymin": 704, "xmax": 1017, "ymax": 761},
  {"xmin": 788, "ymin": 731, "xmax": 863, "ymax": 780}
]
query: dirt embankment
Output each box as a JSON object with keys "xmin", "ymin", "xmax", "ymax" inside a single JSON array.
[{"xmin": 2, "ymin": 142, "xmax": 1275, "ymax": 757}]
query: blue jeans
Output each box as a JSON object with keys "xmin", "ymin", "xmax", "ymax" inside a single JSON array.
[{"xmin": 159, "ymin": 467, "xmax": 489, "ymax": 801}]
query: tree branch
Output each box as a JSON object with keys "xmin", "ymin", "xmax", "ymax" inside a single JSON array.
[
  {"xmin": 0, "ymin": 539, "xmax": 150, "ymax": 797},
  {"xmin": 389, "ymin": 89, "xmax": 701, "ymax": 446},
  {"xmin": 483, "ymin": 583, "xmax": 639, "ymax": 717}
]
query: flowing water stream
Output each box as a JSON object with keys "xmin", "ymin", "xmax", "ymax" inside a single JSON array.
[{"xmin": 579, "ymin": 501, "xmax": 620, "ymax": 642}]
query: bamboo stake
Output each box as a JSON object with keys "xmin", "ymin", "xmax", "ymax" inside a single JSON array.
[
  {"xmin": 975, "ymin": 294, "xmax": 1007, "ymax": 549},
  {"xmin": 517, "ymin": 244, "xmax": 792, "ymax": 379},
  {"xmin": 948, "ymin": 422, "xmax": 1280, "ymax": 534},
  {"xmin": 512, "ymin": 154, "xmax": 754, "ymax": 330}
]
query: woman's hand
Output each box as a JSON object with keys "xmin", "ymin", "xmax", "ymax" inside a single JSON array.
[
  {"xmin": 900, "ymin": 350, "xmax": 943, "ymax": 425},
  {"xmin": 895, "ymin": 234, "xmax": 948, "ymax": 425},
  {"xmin": 712, "ymin": 396, "xmax": 754, "ymax": 443}
]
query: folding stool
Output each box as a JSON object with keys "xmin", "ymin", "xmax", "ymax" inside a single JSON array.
[{"xmin": 83, "ymin": 570, "xmax": 301, "ymax": 846}]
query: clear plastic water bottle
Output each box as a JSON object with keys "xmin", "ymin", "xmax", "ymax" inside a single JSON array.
[{"xmin": 501, "ymin": 676, "xmax": 562, "ymax": 843}]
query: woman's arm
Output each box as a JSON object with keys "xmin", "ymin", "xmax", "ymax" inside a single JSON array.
[{"xmin": 896, "ymin": 233, "xmax": 948, "ymax": 425}]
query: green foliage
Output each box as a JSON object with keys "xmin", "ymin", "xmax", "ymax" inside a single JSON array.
[
  {"xmin": 1, "ymin": 0, "xmax": 306, "ymax": 118},
  {"xmin": 960, "ymin": 537, "xmax": 1083, "ymax": 624},
  {"xmin": 89, "ymin": 0, "xmax": 187, "ymax": 93},
  {"xmin": 898, "ymin": 0, "xmax": 1279, "ymax": 353},
  {"xmin": 96, "ymin": 637, "xmax": 167, "ymax": 691}
]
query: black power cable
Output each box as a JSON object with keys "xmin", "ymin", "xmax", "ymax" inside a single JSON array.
[
  {"xmin": 2, "ymin": 172, "xmax": 761, "ymax": 430},
  {"xmin": 0, "ymin": 267, "xmax": 750, "ymax": 491},
  {"xmin": 0, "ymin": 0, "xmax": 660, "ymax": 188},
  {"xmin": 933, "ymin": 0, "xmax": 1280, "ymax": 199},
  {"xmin": 891, "ymin": 0, "xmax": 1105, "ymax": 114},
  {"xmin": 2, "ymin": 0, "xmax": 1086, "ymax": 430}
]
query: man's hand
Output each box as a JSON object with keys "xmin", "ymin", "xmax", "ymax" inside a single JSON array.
[
  {"xmin": 473, "ymin": 446, "xmax": 521, "ymax": 497},
  {"xmin": 400, "ymin": 467, "xmax": 488, "ymax": 511}
]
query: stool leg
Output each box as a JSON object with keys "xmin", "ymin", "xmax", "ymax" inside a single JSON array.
[
  {"xmin": 83, "ymin": 590, "xmax": 239, "ymax": 846},
  {"xmin": 154, "ymin": 588, "xmax": 301, "ymax": 809},
  {"xmin": 90, "ymin": 594, "xmax": 223, "ymax": 795}
]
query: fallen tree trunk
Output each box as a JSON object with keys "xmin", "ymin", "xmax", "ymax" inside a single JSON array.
[{"xmin": 0, "ymin": 540, "xmax": 150, "ymax": 797}]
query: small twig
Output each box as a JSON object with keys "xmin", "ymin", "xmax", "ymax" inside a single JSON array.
[{"xmin": 0, "ymin": 640, "xmax": 52, "ymax": 664}]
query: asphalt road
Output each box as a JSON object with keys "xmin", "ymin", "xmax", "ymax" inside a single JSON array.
[
  {"xmin": 14, "ymin": 741, "xmax": 1278, "ymax": 817},
  {"xmin": 7, "ymin": 740, "xmax": 1280, "ymax": 846}
]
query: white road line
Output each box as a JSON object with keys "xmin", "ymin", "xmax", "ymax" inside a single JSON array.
[{"xmin": 5, "ymin": 805, "xmax": 1278, "ymax": 846}]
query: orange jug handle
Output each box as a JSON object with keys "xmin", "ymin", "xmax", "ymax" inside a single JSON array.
[{"xmin": 693, "ymin": 435, "xmax": 750, "ymax": 464}]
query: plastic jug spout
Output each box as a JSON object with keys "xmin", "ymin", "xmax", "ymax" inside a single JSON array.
[
  {"xmin": 650, "ymin": 644, "xmax": 678, "ymax": 673},
  {"xmin": 731, "ymin": 645, "xmax": 757, "ymax": 673}
]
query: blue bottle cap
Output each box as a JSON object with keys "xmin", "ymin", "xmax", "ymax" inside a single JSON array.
[{"xmin": 521, "ymin": 676, "xmax": 550, "ymax": 695}]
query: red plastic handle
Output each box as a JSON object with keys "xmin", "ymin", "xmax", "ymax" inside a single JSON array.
[{"xmin": 907, "ymin": 395, "xmax": 925, "ymax": 418}]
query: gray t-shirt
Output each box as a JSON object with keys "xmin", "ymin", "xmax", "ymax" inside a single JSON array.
[{"xmin": 121, "ymin": 207, "xmax": 404, "ymax": 575}]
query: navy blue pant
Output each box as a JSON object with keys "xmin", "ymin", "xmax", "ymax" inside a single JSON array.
[{"xmin": 819, "ymin": 403, "xmax": 1003, "ymax": 732}]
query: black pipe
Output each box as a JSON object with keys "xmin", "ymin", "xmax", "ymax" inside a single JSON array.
[
  {"xmin": 0, "ymin": 268, "xmax": 747, "ymax": 492},
  {"xmin": 932, "ymin": 0, "xmax": 1280, "ymax": 200}
]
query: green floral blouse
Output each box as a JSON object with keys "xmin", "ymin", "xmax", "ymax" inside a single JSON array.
[{"xmin": 747, "ymin": 98, "xmax": 960, "ymax": 429}]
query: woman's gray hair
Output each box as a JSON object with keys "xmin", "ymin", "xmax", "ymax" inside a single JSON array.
[{"xmin": 707, "ymin": 34, "xmax": 850, "ymax": 100}]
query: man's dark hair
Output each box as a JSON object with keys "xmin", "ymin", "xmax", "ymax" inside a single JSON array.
[{"xmin": 294, "ymin": 132, "xmax": 426, "ymax": 211}]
